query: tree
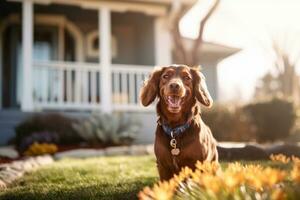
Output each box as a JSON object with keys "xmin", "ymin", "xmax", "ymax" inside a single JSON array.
[
  {"xmin": 255, "ymin": 37, "xmax": 300, "ymax": 103},
  {"xmin": 169, "ymin": 0, "xmax": 220, "ymax": 66}
]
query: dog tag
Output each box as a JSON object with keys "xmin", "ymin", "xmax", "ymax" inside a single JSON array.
[
  {"xmin": 171, "ymin": 148, "xmax": 180, "ymax": 156},
  {"xmin": 170, "ymin": 139, "xmax": 177, "ymax": 148}
]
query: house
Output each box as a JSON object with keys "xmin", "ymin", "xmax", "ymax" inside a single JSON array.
[
  {"xmin": 0, "ymin": 0, "xmax": 239, "ymax": 145},
  {"xmin": 182, "ymin": 38, "xmax": 240, "ymax": 100}
]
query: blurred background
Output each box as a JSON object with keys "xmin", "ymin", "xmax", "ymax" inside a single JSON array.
[{"xmin": 0, "ymin": 0, "xmax": 299, "ymax": 158}]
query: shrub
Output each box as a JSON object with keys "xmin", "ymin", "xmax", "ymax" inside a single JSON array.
[
  {"xmin": 18, "ymin": 131, "xmax": 59, "ymax": 154},
  {"xmin": 72, "ymin": 112, "xmax": 141, "ymax": 146},
  {"xmin": 24, "ymin": 143, "xmax": 58, "ymax": 156},
  {"xmin": 139, "ymin": 155, "xmax": 300, "ymax": 200},
  {"xmin": 202, "ymin": 105, "xmax": 256, "ymax": 142},
  {"xmin": 15, "ymin": 113, "xmax": 83, "ymax": 152},
  {"xmin": 244, "ymin": 98, "xmax": 297, "ymax": 142}
]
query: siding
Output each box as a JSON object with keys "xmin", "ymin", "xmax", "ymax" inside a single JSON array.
[{"xmin": 201, "ymin": 63, "xmax": 218, "ymax": 100}]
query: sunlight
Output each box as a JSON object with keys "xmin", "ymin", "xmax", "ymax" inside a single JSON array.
[{"xmin": 181, "ymin": 0, "xmax": 300, "ymax": 102}]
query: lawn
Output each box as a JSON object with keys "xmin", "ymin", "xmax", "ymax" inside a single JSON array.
[
  {"xmin": 0, "ymin": 155, "xmax": 296, "ymax": 200},
  {"xmin": 0, "ymin": 155, "xmax": 158, "ymax": 200}
]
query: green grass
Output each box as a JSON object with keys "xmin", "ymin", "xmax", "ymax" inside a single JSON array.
[
  {"xmin": 0, "ymin": 155, "xmax": 158, "ymax": 200},
  {"xmin": 0, "ymin": 156, "xmax": 292, "ymax": 200}
]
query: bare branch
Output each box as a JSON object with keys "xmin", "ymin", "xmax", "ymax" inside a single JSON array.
[
  {"xmin": 168, "ymin": 0, "xmax": 188, "ymax": 63},
  {"xmin": 192, "ymin": 0, "xmax": 220, "ymax": 63},
  {"xmin": 171, "ymin": 10, "xmax": 188, "ymax": 63}
]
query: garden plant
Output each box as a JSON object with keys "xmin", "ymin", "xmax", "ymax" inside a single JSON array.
[{"xmin": 139, "ymin": 154, "xmax": 300, "ymax": 200}]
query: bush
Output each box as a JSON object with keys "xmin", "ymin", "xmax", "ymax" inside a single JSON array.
[
  {"xmin": 244, "ymin": 98, "xmax": 297, "ymax": 142},
  {"xmin": 18, "ymin": 131, "xmax": 59, "ymax": 153},
  {"xmin": 15, "ymin": 113, "xmax": 83, "ymax": 152},
  {"xmin": 202, "ymin": 105, "xmax": 255, "ymax": 142},
  {"xmin": 72, "ymin": 112, "xmax": 141, "ymax": 146}
]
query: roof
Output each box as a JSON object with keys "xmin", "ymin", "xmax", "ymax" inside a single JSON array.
[
  {"xmin": 201, "ymin": 41, "xmax": 240, "ymax": 55},
  {"xmin": 6, "ymin": 0, "xmax": 197, "ymax": 16},
  {"xmin": 101, "ymin": 0, "xmax": 197, "ymax": 10},
  {"xmin": 118, "ymin": 0, "xmax": 197, "ymax": 5},
  {"xmin": 183, "ymin": 37, "xmax": 241, "ymax": 61}
]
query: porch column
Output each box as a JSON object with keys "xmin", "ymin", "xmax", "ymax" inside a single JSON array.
[
  {"xmin": 154, "ymin": 17, "xmax": 172, "ymax": 65},
  {"xmin": 0, "ymin": 28, "xmax": 2, "ymax": 109},
  {"xmin": 21, "ymin": 0, "xmax": 34, "ymax": 111},
  {"xmin": 99, "ymin": 7, "xmax": 112, "ymax": 113}
]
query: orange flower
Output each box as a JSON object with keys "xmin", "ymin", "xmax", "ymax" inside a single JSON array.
[
  {"xmin": 139, "ymin": 157, "xmax": 298, "ymax": 200},
  {"xmin": 261, "ymin": 168, "xmax": 286, "ymax": 187},
  {"xmin": 270, "ymin": 154, "xmax": 290, "ymax": 164},
  {"xmin": 292, "ymin": 156, "xmax": 300, "ymax": 164},
  {"xmin": 201, "ymin": 174, "xmax": 223, "ymax": 193},
  {"xmin": 139, "ymin": 181, "xmax": 175, "ymax": 200},
  {"xmin": 291, "ymin": 162, "xmax": 300, "ymax": 183},
  {"xmin": 271, "ymin": 188, "xmax": 287, "ymax": 200},
  {"xmin": 223, "ymin": 171, "xmax": 244, "ymax": 191}
]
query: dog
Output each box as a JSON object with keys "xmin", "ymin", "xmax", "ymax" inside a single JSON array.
[{"xmin": 140, "ymin": 64, "xmax": 218, "ymax": 181}]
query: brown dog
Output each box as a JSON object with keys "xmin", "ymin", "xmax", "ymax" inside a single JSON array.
[{"xmin": 140, "ymin": 64, "xmax": 218, "ymax": 181}]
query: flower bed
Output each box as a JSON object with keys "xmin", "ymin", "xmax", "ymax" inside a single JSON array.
[{"xmin": 139, "ymin": 154, "xmax": 300, "ymax": 200}]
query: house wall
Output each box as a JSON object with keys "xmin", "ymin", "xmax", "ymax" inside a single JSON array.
[
  {"xmin": 127, "ymin": 112, "xmax": 157, "ymax": 144},
  {"xmin": 111, "ymin": 12, "xmax": 155, "ymax": 65},
  {"xmin": 34, "ymin": 4, "xmax": 156, "ymax": 65},
  {"xmin": 201, "ymin": 63, "xmax": 218, "ymax": 100},
  {"xmin": 198, "ymin": 52, "xmax": 226, "ymax": 101}
]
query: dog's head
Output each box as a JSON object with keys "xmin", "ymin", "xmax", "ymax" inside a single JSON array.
[{"xmin": 140, "ymin": 65, "xmax": 213, "ymax": 114}]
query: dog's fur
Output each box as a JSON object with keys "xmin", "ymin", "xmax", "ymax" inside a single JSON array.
[{"xmin": 140, "ymin": 64, "xmax": 218, "ymax": 181}]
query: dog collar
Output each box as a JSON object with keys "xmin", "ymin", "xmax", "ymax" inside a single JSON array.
[{"xmin": 161, "ymin": 120, "xmax": 191, "ymax": 138}]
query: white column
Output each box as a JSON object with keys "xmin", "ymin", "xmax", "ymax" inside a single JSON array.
[
  {"xmin": 154, "ymin": 17, "xmax": 172, "ymax": 66},
  {"xmin": 21, "ymin": 0, "xmax": 34, "ymax": 111},
  {"xmin": 99, "ymin": 7, "xmax": 112, "ymax": 113},
  {"xmin": 0, "ymin": 28, "xmax": 3, "ymax": 109},
  {"xmin": 58, "ymin": 24, "xmax": 65, "ymax": 61}
]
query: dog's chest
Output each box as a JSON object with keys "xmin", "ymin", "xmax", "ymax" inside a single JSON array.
[{"xmin": 155, "ymin": 135, "xmax": 205, "ymax": 170}]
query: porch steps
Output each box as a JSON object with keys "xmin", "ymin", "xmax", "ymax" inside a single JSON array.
[{"xmin": 0, "ymin": 110, "xmax": 29, "ymax": 146}]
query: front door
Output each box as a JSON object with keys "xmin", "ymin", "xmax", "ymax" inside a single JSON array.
[{"xmin": 2, "ymin": 26, "xmax": 58, "ymax": 109}]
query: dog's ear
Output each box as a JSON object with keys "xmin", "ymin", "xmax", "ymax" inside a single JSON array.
[
  {"xmin": 139, "ymin": 67, "xmax": 164, "ymax": 106},
  {"xmin": 191, "ymin": 66, "xmax": 213, "ymax": 108}
]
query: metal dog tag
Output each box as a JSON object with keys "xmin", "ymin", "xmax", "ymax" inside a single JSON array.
[
  {"xmin": 171, "ymin": 148, "xmax": 180, "ymax": 156},
  {"xmin": 170, "ymin": 139, "xmax": 177, "ymax": 148}
]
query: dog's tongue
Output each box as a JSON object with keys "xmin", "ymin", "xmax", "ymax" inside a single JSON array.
[{"xmin": 167, "ymin": 96, "xmax": 181, "ymax": 107}]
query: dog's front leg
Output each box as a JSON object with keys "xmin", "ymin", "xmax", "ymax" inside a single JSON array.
[{"xmin": 157, "ymin": 161, "xmax": 175, "ymax": 181}]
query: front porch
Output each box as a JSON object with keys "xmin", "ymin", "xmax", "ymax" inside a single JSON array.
[
  {"xmin": 32, "ymin": 61, "xmax": 153, "ymax": 111},
  {"xmin": 0, "ymin": 0, "xmax": 172, "ymax": 112}
]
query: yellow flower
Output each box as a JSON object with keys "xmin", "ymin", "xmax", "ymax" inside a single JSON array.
[
  {"xmin": 223, "ymin": 171, "xmax": 244, "ymax": 191},
  {"xmin": 195, "ymin": 161, "xmax": 220, "ymax": 175},
  {"xmin": 201, "ymin": 174, "xmax": 223, "ymax": 193},
  {"xmin": 291, "ymin": 162, "xmax": 300, "ymax": 183},
  {"xmin": 270, "ymin": 154, "xmax": 290, "ymax": 164},
  {"xmin": 261, "ymin": 168, "xmax": 286, "ymax": 187},
  {"xmin": 292, "ymin": 156, "xmax": 300, "ymax": 164},
  {"xmin": 24, "ymin": 143, "xmax": 58, "ymax": 156},
  {"xmin": 139, "ymin": 157, "xmax": 298, "ymax": 199},
  {"xmin": 271, "ymin": 188, "xmax": 287, "ymax": 200}
]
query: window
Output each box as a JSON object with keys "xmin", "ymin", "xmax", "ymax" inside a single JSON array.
[{"xmin": 86, "ymin": 30, "xmax": 118, "ymax": 59}]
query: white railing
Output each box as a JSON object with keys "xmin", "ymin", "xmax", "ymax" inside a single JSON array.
[
  {"xmin": 32, "ymin": 61, "xmax": 154, "ymax": 111},
  {"xmin": 111, "ymin": 64, "xmax": 153, "ymax": 111}
]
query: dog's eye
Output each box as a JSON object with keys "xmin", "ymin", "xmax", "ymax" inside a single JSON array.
[{"xmin": 163, "ymin": 74, "xmax": 169, "ymax": 79}]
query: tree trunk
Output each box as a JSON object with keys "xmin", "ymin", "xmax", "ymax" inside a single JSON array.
[{"xmin": 170, "ymin": 0, "xmax": 220, "ymax": 66}]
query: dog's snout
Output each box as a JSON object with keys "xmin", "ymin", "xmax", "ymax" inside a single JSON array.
[{"xmin": 170, "ymin": 83, "xmax": 180, "ymax": 90}]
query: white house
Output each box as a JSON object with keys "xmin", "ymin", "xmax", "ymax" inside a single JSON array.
[{"xmin": 0, "ymin": 0, "xmax": 239, "ymax": 145}]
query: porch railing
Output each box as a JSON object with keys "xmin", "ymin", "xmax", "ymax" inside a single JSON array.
[{"xmin": 32, "ymin": 61, "xmax": 154, "ymax": 111}]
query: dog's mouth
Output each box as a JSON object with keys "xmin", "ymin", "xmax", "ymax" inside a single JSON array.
[{"xmin": 165, "ymin": 95, "xmax": 184, "ymax": 113}]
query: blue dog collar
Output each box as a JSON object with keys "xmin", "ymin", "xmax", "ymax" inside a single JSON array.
[{"xmin": 161, "ymin": 121, "xmax": 191, "ymax": 138}]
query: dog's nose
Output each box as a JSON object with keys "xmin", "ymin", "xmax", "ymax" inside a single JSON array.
[{"xmin": 170, "ymin": 83, "xmax": 180, "ymax": 90}]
